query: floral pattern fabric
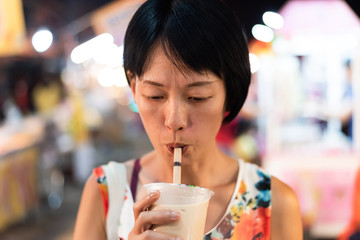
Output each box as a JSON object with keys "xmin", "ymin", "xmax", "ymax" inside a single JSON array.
[
  {"xmin": 94, "ymin": 159, "xmax": 271, "ymax": 240},
  {"xmin": 94, "ymin": 167, "xmax": 109, "ymax": 218},
  {"xmin": 205, "ymin": 165, "xmax": 271, "ymax": 240}
]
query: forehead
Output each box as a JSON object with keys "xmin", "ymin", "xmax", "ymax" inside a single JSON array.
[
  {"xmin": 144, "ymin": 45, "xmax": 173, "ymax": 72},
  {"xmin": 142, "ymin": 45, "xmax": 220, "ymax": 83}
]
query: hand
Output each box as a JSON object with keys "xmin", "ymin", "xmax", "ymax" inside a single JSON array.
[{"xmin": 128, "ymin": 191, "xmax": 182, "ymax": 240}]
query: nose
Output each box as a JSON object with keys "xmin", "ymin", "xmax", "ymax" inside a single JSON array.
[{"xmin": 165, "ymin": 99, "xmax": 187, "ymax": 132}]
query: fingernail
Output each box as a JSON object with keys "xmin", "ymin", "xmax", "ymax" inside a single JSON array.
[
  {"xmin": 170, "ymin": 210, "xmax": 180, "ymax": 219},
  {"xmin": 147, "ymin": 191, "xmax": 157, "ymax": 199}
]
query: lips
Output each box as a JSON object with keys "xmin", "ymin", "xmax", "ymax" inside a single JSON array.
[{"xmin": 166, "ymin": 144, "xmax": 188, "ymax": 154}]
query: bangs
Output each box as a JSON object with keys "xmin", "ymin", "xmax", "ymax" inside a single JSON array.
[
  {"xmin": 158, "ymin": 1, "xmax": 224, "ymax": 79},
  {"xmin": 123, "ymin": 0, "xmax": 251, "ymax": 124}
]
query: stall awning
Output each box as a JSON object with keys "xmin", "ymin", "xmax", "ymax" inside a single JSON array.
[
  {"xmin": 277, "ymin": 0, "xmax": 360, "ymax": 37},
  {"xmin": 0, "ymin": 0, "xmax": 27, "ymax": 57}
]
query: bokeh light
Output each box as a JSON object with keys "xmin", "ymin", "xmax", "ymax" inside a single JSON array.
[{"xmin": 31, "ymin": 28, "xmax": 53, "ymax": 52}]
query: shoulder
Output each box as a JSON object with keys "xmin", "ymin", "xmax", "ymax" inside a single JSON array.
[
  {"xmin": 271, "ymin": 176, "xmax": 298, "ymax": 204},
  {"xmin": 271, "ymin": 176, "xmax": 303, "ymax": 239},
  {"xmin": 73, "ymin": 173, "xmax": 106, "ymax": 239},
  {"xmin": 95, "ymin": 159, "xmax": 137, "ymax": 184},
  {"xmin": 83, "ymin": 172, "xmax": 103, "ymax": 201}
]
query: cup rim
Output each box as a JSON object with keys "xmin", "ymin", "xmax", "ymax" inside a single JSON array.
[{"xmin": 143, "ymin": 182, "xmax": 214, "ymax": 198}]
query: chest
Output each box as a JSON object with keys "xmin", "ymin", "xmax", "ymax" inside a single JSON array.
[
  {"xmin": 204, "ymin": 179, "xmax": 272, "ymax": 239},
  {"xmin": 205, "ymin": 183, "xmax": 236, "ymax": 233}
]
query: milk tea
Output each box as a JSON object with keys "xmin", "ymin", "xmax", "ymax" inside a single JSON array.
[
  {"xmin": 144, "ymin": 183, "xmax": 213, "ymax": 240},
  {"xmin": 152, "ymin": 200, "xmax": 209, "ymax": 240}
]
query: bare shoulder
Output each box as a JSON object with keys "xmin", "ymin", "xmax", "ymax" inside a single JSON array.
[
  {"xmin": 271, "ymin": 176, "xmax": 303, "ymax": 239},
  {"xmin": 271, "ymin": 176, "xmax": 299, "ymax": 208},
  {"xmin": 84, "ymin": 173, "xmax": 103, "ymax": 199},
  {"xmin": 73, "ymin": 173, "xmax": 106, "ymax": 240}
]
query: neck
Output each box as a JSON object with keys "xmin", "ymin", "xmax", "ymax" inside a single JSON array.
[
  {"xmin": 140, "ymin": 146, "xmax": 238, "ymax": 188},
  {"xmin": 181, "ymin": 150, "xmax": 237, "ymax": 188}
]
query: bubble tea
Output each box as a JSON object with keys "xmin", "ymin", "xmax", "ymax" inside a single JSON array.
[
  {"xmin": 143, "ymin": 148, "xmax": 213, "ymax": 240},
  {"xmin": 143, "ymin": 183, "xmax": 213, "ymax": 240}
]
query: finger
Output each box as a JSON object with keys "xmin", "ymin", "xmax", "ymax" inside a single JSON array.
[
  {"xmin": 133, "ymin": 191, "xmax": 160, "ymax": 219},
  {"xmin": 133, "ymin": 209, "xmax": 180, "ymax": 234},
  {"xmin": 140, "ymin": 229, "xmax": 182, "ymax": 240}
]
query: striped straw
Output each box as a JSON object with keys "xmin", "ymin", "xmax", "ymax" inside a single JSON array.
[{"xmin": 173, "ymin": 148, "xmax": 182, "ymax": 184}]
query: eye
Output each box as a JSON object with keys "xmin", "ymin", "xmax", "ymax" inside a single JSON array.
[
  {"xmin": 188, "ymin": 97, "xmax": 207, "ymax": 102},
  {"xmin": 146, "ymin": 96, "xmax": 164, "ymax": 101}
]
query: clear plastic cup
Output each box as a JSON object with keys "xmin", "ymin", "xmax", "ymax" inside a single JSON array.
[{"xmin": 143, "ymin": 183, "xmax": 214, "ymax": 240}]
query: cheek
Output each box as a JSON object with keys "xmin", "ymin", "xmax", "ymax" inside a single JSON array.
[
  {"xmin": 197, "ymin": 105, "xmax": 223, "ymax": 121},
  {"xmin": 202, "ymin": 94, "xmax": 226, "ymax": 119},
  {"xmin": 135, "ymin": 98, "xmax": 163, "ymax": 135},
  {"xmin": 191, "ymin": 101, "xmax": 225, "ymax": 133}
]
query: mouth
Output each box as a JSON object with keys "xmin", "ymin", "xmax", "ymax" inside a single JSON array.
[{"xmin": 166, "ymin": 144, "xmax": 188, "ymax": 154}]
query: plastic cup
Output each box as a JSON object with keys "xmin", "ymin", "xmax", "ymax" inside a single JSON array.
[{"xmin": 143, "ymin": 183, "xmax": 213, "ymax": 240}]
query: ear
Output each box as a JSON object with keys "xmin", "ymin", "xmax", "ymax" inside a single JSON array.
[{"xmin": 127, "ymin": 70, "xmax": 136, "ymax": 97}]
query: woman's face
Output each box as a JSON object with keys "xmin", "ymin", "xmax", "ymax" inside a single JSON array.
[{"xmin": 130, "ymin": 46, "xmax": 226, "ymax": 165}]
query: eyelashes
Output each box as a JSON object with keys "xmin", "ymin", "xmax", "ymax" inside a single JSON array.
[
  {"xmin": 144, "ymin": 96, "xmax": 210, "ymax": 103},
  {"xmin": 147, "ymin": 96, "xmax": 163, "ymax": 101},
  {"xmin": 187, "ymin": 97, "xmax": 208, "ymax": 102}
]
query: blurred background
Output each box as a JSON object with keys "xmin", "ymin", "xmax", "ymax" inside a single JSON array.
[{"xmin": 0, "ymin": 0, "xmax": 359, "ymax": 239}]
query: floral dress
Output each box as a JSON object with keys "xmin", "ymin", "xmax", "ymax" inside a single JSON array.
[{"xmin": 94, "ymin": 159, "xmax": 271, "ymax": 240}]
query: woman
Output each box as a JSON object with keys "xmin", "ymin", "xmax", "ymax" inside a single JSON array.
[{"xmin": 73, "ymin": 0, "xmax": 303, "ymax": 239}]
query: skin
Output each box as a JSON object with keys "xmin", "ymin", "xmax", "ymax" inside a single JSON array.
[{"xmin": 73, "ymin": 45, "xmax": 303, "ymax": 240}]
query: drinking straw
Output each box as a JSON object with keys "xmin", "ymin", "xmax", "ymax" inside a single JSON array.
[{"xmin": 173, "ymin": 148, "xmax": 182, "ymax": 184}]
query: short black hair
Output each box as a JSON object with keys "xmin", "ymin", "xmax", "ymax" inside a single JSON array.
[{"xmin": 123, "ymin": 0, "xmax": 251, "ymax": 123}]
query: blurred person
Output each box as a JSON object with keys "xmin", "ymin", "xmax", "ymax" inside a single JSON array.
[
  {"xmin": 320, "ymin": 59, "xmax": 354, "ymax": 142},
  {"xmin": 339, "ymin": 59, "xmax": 354, "ymax": 141},
  {"xmin": 13, "ymin": 78, "xmax": 30, "ymax": 114},
  {"xmin": 66, "ymin": 89, "xmax": 95, "ymax": 184},
  {"xmin": 74, "ymin": 0, "xmax": 302, "ymax": 239},
  {"xmin": 32, "ymin": 74, "xmax": 62, "ymax": 116},
  {"xmin": 5, "ymin": 60, "xmax": 40, "ymax": 115}
]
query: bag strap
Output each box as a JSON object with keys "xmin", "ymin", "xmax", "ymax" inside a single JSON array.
[
  {"xmin": 102, "ymin": 161, "xmax": 127, "ymax": 240},
  {"xmin": 130, "ymin": 158, "xmax": 141, "ymax": 200}
]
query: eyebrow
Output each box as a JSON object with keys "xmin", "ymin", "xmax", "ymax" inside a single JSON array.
[{"xmin": 142, "ymin": 80, "xmax": 215, "ymax": 88}]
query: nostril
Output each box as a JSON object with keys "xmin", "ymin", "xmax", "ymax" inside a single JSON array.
[{"xmin": 165, "ymin": 110, "xmax": 187, "ymax": 131}]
